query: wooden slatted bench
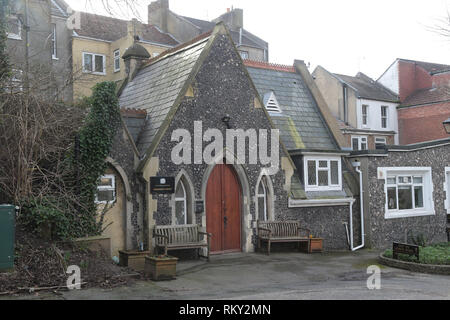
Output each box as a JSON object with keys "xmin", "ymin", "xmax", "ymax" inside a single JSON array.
[
  {"xmin": 257, "ymin": 221, "xmax": 311, "ymax": 255},
  {"xmin": 153, "ymin": 225, "xmax": 212, "ymax": 261}
]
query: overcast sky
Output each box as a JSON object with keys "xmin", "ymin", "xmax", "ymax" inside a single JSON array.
[{"xmin": 66, "ymin": 0, "xmax": 450, "ymax": 79}]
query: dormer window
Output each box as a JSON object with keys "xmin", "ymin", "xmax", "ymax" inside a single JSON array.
[
  {"xmin": 304, "ymin": 156, "xmax": 342, "ymax": 192},
  {"xmin": 263, "ymin": 91, "xmax": 282, "ymax": 113}
]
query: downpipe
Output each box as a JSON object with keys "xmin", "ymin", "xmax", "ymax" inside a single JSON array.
[{"xmin": 349, "ymin": 162, "xmax": 365, "ymax": 251}]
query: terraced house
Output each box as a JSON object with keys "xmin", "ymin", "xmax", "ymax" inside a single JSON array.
[
  {"xmin": 72, "ymin": 12, "xmax": 179, "ymax": 99},
  {"xmin": 313, "ymin": 66, "xmax": 400, "ymax": 150}
]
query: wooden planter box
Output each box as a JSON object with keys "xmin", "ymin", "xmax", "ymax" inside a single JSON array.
[
  {"xmin": 119, "ymin": 251, "xmax": 151, "ymax": 271},
  {"xmin": 309, "ymin": 238, "xmax": 323, "ymax": 253},
  {"xmin": 145, "ymin": 256, "xmax": 178, "ymax": 281}
]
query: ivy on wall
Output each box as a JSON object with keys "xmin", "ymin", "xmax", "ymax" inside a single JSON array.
[{"xmin": 75, "ymin": 81, "xmax": 122, "ymax": 237}]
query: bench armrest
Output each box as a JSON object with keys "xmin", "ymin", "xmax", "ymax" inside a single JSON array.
[
  {"xmin": 258, "ymin": 227, "xmax": 272, "ymax": 239},
  {"xmin": 198, "ymin": 231, "xmax": 212, "ymax": 238},
  {"xmin": 154, "ymin": 233, "xmax": 169, "ymax": 244}
]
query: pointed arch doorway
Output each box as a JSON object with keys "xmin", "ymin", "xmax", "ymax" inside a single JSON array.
[{"xmin": 206, "ymin": 164, "xmax": 242, "ymax": 254}]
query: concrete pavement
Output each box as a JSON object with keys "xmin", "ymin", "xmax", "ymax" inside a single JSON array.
[{"xmin": 3, "ymin": 249, "xmax": 449, "ymax": 300}]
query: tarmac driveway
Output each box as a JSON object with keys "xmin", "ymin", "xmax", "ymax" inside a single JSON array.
[{"xmin": 4, "ymin": 249, "xmax": 450, "ymax": 300}]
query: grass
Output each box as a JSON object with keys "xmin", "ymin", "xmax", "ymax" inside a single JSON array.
[{"xmin": 384, "ymin": 243, "xmax": 450, "ymax": 265}]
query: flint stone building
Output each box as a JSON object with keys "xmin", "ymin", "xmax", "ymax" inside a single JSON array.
[{"xmin": 99, "ymin": 24, "xmax": 448, "ymax": 259}]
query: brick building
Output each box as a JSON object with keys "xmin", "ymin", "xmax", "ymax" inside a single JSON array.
[{"xmin": 378, "ymin": 59, "xmax": 450, "ymax": 145}]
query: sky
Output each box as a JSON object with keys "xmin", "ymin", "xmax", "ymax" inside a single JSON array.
[{"xmin": 65, "ymin": 0, "xmax": 450, "ymax": 80}]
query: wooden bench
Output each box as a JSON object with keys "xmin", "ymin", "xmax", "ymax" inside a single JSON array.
[
  {"xmin": 153, "ymin": 225, "xmax": 212, "ymax": 261},
  {"xmin": 257, "ymin": 221, "xmax": 311, "ymax": 255}
]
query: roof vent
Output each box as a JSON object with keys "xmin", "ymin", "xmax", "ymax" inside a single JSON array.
[{"xmin": 263, "ymin": 91, "xmax": 282, "ymax": 113}]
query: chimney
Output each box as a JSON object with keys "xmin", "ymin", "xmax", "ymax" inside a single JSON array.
[
  {"xmin": 148, "ymin": 0, "xmax": 169, "ymax": 32},
  {"xmin": 212, "ymin": 8, "xmax": 243, "ymax": 32},
  {"xmin": 122, "ymin": 39, "xmax": 151, "ymax": 81}
]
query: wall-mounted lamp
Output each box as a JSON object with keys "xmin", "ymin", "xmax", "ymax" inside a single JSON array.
[
  {"xmin": 443, "ymin": 118, "xmax": 450, "ymax": 134},
  {"xmin": 222, "ymin": 114, "xmax": 231, "ymax": 129}
]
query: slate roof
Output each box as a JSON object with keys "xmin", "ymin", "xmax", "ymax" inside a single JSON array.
[
  {"xmin": 246, "ymin": 62, "xmax": 338, "ymax": 151},
  {"xmin": 181, "ymin": 16, "xmax": 268, "ymax": 50},
  {"xmin": 74, "ymin": 12, "xmax": 179, "ymax": 46},
  {"xmin": 400, "ymin": 86, "xmax": 450, "ymax": 107},
  {"xmin": 119, "ymin": 36, "xmax": 210, "ymax": 154},
  {"xmin": 334, "ymin": 72, "xmax": 399, "ymax": 103}
]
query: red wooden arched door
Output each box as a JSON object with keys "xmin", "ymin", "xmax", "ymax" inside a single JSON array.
[{"xmin": 206, "ymin": 164, "xmax": 242, "ymax": 253}]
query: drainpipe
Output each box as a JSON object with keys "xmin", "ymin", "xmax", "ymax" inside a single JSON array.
[{"xmin": 349, "ymin": 161, "xmax": 365, "ymax": 251}]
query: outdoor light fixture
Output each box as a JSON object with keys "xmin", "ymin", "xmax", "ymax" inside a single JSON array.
[
  {"xmin": 222, "ymin": 114, "xmax": 231, "ymax": 129},
  {"xmin": 443, "ymin": 118, "xmax": 450, "ymax": 134}
]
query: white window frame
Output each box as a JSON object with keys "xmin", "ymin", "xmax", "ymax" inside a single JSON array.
[
  {"xmin": 175, "ymin": 180, "xmax": 187, "ymax": 225},
  {"xmin": 95, "ymin": 174, "xmax": 116, "ymax": 204},
  {"xmin": 378, "ymin": 167, "xmax": 434, "ymax": 219},
  {"xmin": 304, "ymin": 156, "xmax": 342, "ymax": 192},
  {"xmin": 7, "ymin": 15, "xmax": 22, "ymax": 40},
  {"xmin": 352, "ymin": 136, "xmax": 368, "ymax": 151},
  {"xmin": 362, "ymin": 104, "xmax": 369, "ymax": 127},
  {"xmin": 82, "ymin": 52, "xmax": 106, "ymax": 75},
  {"xmin": 51, "ymin": 24, "xmax": 57, "ymax": 60},
  {"xmin": 239, "ymin": 51, "xmax": 249, "ymax": 60},
  {"xmin": 113, "ymin": 49, "xmax": 120, "ymax": 72},
  {"xmin": 445, "ymin": 167, "xmax": 450, "ymax": 214},
  {"xmin": 381, "ymin": 106, "xmax": 388, "ymax": 129}
]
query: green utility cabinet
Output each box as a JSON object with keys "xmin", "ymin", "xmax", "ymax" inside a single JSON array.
[{"xmin": 0, "ymin": 205, "xmax": 15, "ymax": 271}]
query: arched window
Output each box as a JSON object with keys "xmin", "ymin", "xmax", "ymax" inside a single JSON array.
[
  {"xmin": 175, "ymin": 180, "xmax": 188, "ymax": 225},
  {"xmin": 257, "ymin": 176, "xmax": 269, "ymax": 221}
]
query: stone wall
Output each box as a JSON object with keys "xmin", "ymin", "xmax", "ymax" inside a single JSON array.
[{"xmin": 359, "ymin": 144, "xmax": 450, "ymax": 249}]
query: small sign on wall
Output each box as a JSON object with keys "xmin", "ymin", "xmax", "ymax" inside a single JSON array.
[
  {"xmin": 195, "ymin": 200, "xmax": 205, "ymax": 214},
  {"xmin": 150, "ymin": 177, "xmax": 175, "ymax": 194}
]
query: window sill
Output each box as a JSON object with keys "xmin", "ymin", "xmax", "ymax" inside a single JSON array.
[
  {"xmin": 52, "ymin": 57, "xmax": 59, "ymax": 61},
  {"xmin": 83, "ymin": 71, "xmax": 106, "ymax": 76},
  {"xmin": 385, "ymin": 210, "xmax": 435, "ymax": 220},
  {"xmin": 289, "ymin": 198, "xmax": 354, "ymax": 208},
  {"xmin": 7, "ymin": 35, "xmax": 22, "ymax": 40}
]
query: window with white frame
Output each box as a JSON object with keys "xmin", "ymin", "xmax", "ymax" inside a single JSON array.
[
  {"xmin": 380, "ymin": 167, "xmax": 434, "ymax": 219},
  {"xmin": 7, "ymin": 15, "xmax": 21, "ymax": 40},
  {"xmin": 113, "ymin": 49, "xmax": 120, "ymax": 72},
  {"xmin": 175, "ymin": 180, "xmax": 187, "ymax": 225},
  {"xmin": 375, "ymin": 137, "xmax": 387, "ymax": 149},
  {"xmin": 4, "ymin": 69, "xmax": 23, "ymax": 93},
  {"xmin": 352, "ymin": 136, "xmax": 368, "ymax": 151},
  {"xmin": 381, "ymin": 106, "xmax": 388, "ymax": 129},
  {"xmin": 51, "ymin": 24, "xmax": 57, "ymax": 59},
  {"xmin": 304, "ymin": 156, "xmax": 342, "ymax": 191},
  {"xmin": 239, "ymin": 51, "xmax": 249, "ymax": 60},
  {"xmin": 257, "ymin": 176, "xmax": 269, "ymax": 221},
  {"xmin": 95, "ymin": 175, "xmax": 116, "ymax": 204},
  {"xmin": 362, "ymin": 105, "xmax": 369, "ymax": 126},
  {"xmin": 82, "ymin": 52, "xmax": 106, "ymax": 75}
]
